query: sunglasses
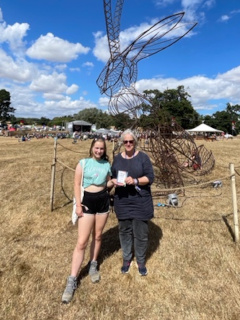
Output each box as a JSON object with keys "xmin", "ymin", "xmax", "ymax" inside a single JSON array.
[{"xmin": 123, "ymin": 140, "xmax": 134, "ymax": 144}]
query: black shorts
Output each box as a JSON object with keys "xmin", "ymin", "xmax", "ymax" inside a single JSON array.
[{"xmin": 82, "ymin": 188, "xmax": 110, "ymax": 214}]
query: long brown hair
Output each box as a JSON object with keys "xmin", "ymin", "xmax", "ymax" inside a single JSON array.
[{"xmin": 89, "ymin": 138, "xmax": 109, "ymax": 161}]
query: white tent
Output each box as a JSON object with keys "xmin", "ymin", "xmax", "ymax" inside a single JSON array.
[
  {"xmin": 186, "ymin": 123, "xmax": 223, "ymax": 133},
  {"xmin": 94, "ymin": 128, "xmax": 121, "ymax": 136}
]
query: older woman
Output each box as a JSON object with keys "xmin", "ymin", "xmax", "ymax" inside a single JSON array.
[{"xmin": 110, "ymin": 129, "xmax": 154, "ymax": 276}]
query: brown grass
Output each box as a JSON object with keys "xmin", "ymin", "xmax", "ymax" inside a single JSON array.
[{"xmin": 1, "ymin": 136, "xmax": 240, "ymax": 320}]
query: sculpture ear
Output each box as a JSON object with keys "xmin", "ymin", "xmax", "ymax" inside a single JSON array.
[
  {"xmin": 122, "ymin": 12, "xmax": 196, "ymax": 63},
  {"xmin": 104, "ymin": 0, "xmax": 124, "ymax": 56}
]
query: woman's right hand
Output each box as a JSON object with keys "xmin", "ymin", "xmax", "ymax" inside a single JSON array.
[
  {"xmin": 111, "ymin": 178, "xmax": 117, "ymax": 186},
  {"xmin": 107, "ymin": 179, "xmax": 117, "ymax": 188},
  {"xmin": 75, "ymin": 205, "xmax": 84, "ymax": 217}
]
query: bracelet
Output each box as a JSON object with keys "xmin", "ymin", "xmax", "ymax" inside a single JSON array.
[{"xmin": 134, "ymin": 178, "xmax": 138, "ymax": 185}]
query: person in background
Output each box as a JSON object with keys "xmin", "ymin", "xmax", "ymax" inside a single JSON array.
[
  {"xmin": 109, "ymin": 129, "xmax": 154, "ymax": 276},
  {"xmin": 62, "ymin": 138, "xmax": 113, "ymax": 304},
  {"xmin": 191, "ymin": 149, "xmax": 202, "ymax": 170}
]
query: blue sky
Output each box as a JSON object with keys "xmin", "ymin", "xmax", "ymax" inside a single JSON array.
[{"xmin": 0, "ymin": 0, "xmax": 240, "ymax": 119}]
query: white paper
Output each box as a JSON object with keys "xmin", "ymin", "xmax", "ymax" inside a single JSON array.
[{"xmin": 117, "ymin": 170, "xmax": 128, "ymax": 185}]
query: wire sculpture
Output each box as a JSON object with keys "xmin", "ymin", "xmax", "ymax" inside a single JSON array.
[
  {"xmin": 143, "ymin": 122, "xmax": 215, "ymax": 193},
  {"xmin": 112, "ymin": 120, "xmax": 215, "ymax": 194},
  {"xmin": 96, "ymin": 0, "xmax": 197, "ymax": 116},
  {"xmin": 97, "ymin": 1, "xmax": 215, "ymax": 193}
]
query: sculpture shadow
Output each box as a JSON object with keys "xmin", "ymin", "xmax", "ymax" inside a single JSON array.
[{"xmin": 146, "ymin": 220, "xmax": 163, "ymax": 262}]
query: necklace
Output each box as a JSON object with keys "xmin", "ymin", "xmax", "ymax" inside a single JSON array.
[{"xmin": 125, "ymin": 149, "xmax": 135, "ymax": 159}]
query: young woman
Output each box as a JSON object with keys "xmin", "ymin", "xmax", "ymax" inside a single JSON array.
[
  {"xmin": 109, "ymin": 129, "xmax": 154, "ymax": 276},
  {"xmin": 62, "ymin": 138, "xmax": 112, "ymax": 303}
]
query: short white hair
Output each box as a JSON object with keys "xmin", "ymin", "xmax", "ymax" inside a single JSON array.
[{"xmin": 120, "ymin": 129, "xmax": 138, "ymax": 145}]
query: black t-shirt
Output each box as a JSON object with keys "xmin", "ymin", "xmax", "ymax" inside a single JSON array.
[{"xmin": 111, "ymin": 151, "xmax": 154, "ymax": 220}]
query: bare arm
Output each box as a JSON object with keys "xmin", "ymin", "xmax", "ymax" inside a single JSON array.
[{"xmin": 74, "ymin": 163, "xmax": 84, "ymax": 217}]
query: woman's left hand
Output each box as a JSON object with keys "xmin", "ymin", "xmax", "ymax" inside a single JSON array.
[{"xmin": 125, "ymin": 176, "xmax": 135, "ymax": 185}]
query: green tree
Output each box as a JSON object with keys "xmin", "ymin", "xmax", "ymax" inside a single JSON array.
[
  {"xmin": 48, "ymin": 115, "xmax": 74, "ymax": 127},
  {"xmin": 75, "ymin": 108, "xmax": 113, "ymax": 129},
  {"xmin": 211, "ymin": 111, "xmax": 232, "ymax": 133},
  {"xmin": 202, "ymin": 103, "xmax": 240, "ymax": 135},
  {"xmin": 139, "ymin": 86, "xmax": 200, "ymax": 129},
  {"xmin": 111, "ymin": 113, "xmax": 134, "ymax": 130},
  {"xmin": 0, "ymin": 89, "xmax": 15, "ymax": 123},
  {"xmin": 226, "ymin": 102, "xmax": 240, "ymax": 115},
  {"xmin": 226, "ymin": 103, "xmax": 240, "ymax": 134},
  {"xmin": 39, "ymin": 117, "xmax": 50, "ymax": 126}
]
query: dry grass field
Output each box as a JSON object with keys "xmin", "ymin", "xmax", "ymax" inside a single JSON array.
[{"xmin": 1, "ymin": 136, "xmax": 240, "ymax": 320}]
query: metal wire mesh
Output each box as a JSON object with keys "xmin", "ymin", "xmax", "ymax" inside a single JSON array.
[
  {"xmin": 96, "ymin": 0, "xmax": 197, "ymax": 115},
  {"xmin": 142, "ymin": 122, "xmax": 215, "ymax": 191},
  {"xmin": 96, "ymin": 1, "xmax": 216, "ymax": 193}
]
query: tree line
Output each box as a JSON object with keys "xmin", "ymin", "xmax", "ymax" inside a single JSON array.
[{"xmin": 0, "ymin": 87, "xmax": 239, "ymax": 134}]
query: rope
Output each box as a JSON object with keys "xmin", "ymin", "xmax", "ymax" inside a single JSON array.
[
  {"xmin": 57, "ymin": 142, "xmax": 82, "ymax": 153},
  {"xmin": 234, "ymin": 168, "xmax": 240, "ymax": 176},
  {"xmin": 61, "ymin": 168, "xmax": 72, "ymax": 201},
  {"xmin": 57, "ymin": 153, "xmax": 236, "ymax": 194},
  {"xmin": 152, "ymin": 173, "xmax": 234, "ymax": 193},
  {"xmin": 51, "ymin": 140, "xmax": 239, "ymax": 212},
  {"xmin": 56, "ymin": 159, "xmax": 75, "ymax": 172},
  {"xmin": 154, "ymin": 215, "xmax": 230, "ymax": 222}
]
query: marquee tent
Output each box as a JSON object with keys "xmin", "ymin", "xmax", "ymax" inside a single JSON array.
[
  {"xmin": 186, "ymin": 123, "xmax": 223, "ymax": 133},
  {"xmin": 94, "ymin": 128, "xmax": 121, "ymax": 136},
  {"xmin": 66, "ymin": 120, "xmax": 92, "ymax": 133}
]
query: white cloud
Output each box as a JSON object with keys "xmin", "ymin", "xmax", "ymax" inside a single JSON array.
[
  {"xmin": 66, "ymin": 84, "xmax": 79, "ymax": 95},
  {"xmin": 154, "ymin": 0, "xmax": 176, "ymax": 6},
  {"xmin": 93, "ymin": 16, "xmax": 197, "ymax": 64},
  {"xmin": 203, "ymin": 0, "xmax": 215, "ymax": 9},
  {"xmin": 98, "ymin": 96, "xmax": 109, "ymax": 107},
  {"xmin": 93, "ymin": 31, "xmax": 109, "ymax": 62},
  {"xmin": 136, "ymin": 65, "xmax": 240, "ymax": 112},
  {"xmin": 43, "ymin": 93, "xmax": 65, "ymax": 100},
  {"xmin": 220, "ymin": 15, "xmax": 230, "ymax": 22},
  {"xmin": 29, "ymin": 72, "xmax": 68, "ymax": 93},
  {"xmin": 0, "ymin": 21, "xmax": 29, "ymax": 51},
  {"xmin": 69, "ymin": 67, "xmax": 81, "ymax": 72},
  {"xmin": 26, "ymin": 33, "xmax": 90, "ymax": 63},
  {"xmin": 43, "ymin": 96, "xmax": 98, "ymax": 117},
  {"xmin": 9, "ymin": 85, "xmax": 98, "ymax": 118},
  {"xmin": 0, "ymin": 49, "xmax": 35, "ymax": 82},
  {"xmin": 55, "ymin": 64, "xmax": 67, "ymax": 71},
  {"xmin": 218, "ymin": 66, "xmax": 240, "ymax": 83},
  {"xmin": 82, "ymin": 61, "xmax": 94, "ymax": 67},
  {"xmin": 219, "ymin": 9, "xmax": 240, "ymax": 22},
  {"xmin": 182, "ymin": 0, "xmax": 203, "ymax": 8}
]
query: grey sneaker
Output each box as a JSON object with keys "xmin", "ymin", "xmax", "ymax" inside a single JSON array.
[
  {"xmin": 88, "ymin": 261, "xmax": 100, "ymax": 283},
  {"xmin": 62, "ymin": 276, "xmax": 77, "ymax": 303}
]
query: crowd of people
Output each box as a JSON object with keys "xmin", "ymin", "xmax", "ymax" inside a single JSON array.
[{"xmin": 72, "ymin": 131, "xmax": 121, "ymax": 143}]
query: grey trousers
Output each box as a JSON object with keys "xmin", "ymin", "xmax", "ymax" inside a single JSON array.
[{"xmin": 118, "ymin": 219, "xmax": 149, "ymax": 265}]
